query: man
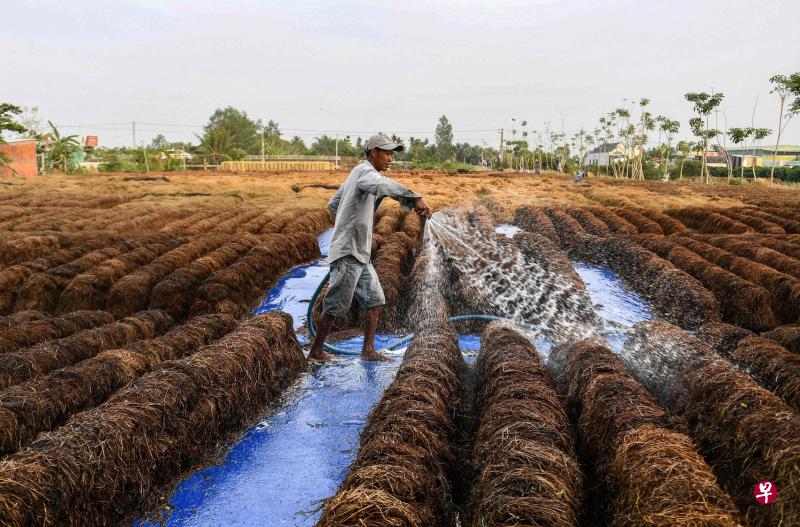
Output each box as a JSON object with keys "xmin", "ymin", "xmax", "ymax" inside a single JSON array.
[{"xmin": 309, "ymin": 133, "xmax": 431, "ymax": 361}]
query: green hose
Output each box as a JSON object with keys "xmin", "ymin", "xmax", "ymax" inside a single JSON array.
[{"xmin": 306, "ymin": 271, "xmax": 506, "ymax": 355}]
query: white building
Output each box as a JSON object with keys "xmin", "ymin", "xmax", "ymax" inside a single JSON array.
[{"xmin": 585, "ymin": 142, "xmax": 641, "ymax": 166}]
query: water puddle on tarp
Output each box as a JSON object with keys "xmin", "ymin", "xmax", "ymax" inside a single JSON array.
[
  {"xmin": 136, "ymin": 336, "xmax": 404, "ymax": 527},
  {"xmin": 136, "ymin": 224, "xmax": 653, "ymax": 526}
]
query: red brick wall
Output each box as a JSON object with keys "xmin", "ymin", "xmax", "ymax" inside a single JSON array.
[{"xmin": 0, "ymin": 140, "xmax": 38, "ymax": 177}]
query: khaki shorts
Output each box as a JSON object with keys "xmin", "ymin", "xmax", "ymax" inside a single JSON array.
[{"xmin": 323, "ymin": 255, "xmax": 386, "ymax": 318}]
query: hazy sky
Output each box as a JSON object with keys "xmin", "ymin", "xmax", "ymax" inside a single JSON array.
[{"xmin": 4, "ymin": 0, "xmax": 799, "ymax": 149}]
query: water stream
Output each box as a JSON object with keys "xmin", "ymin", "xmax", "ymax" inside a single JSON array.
[{"xmin": 136, "ymin": 217, "xmax": 653, "ymax": 526}]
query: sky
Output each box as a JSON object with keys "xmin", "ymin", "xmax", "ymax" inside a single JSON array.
[{"xmin": 3, "ymin": 0, "xmax": 800, "ymax": 150}]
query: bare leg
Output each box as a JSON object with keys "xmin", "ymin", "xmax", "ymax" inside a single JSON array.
[
  {"xmin": 361, "ymin": 307, "xmax": 391, "ymax": 361},
  {"xmin": 309, "ymin": 312, "xmax": 336, "ymax": 361}
]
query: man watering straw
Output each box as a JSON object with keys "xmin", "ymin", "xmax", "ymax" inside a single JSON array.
[{"xmin": 309, "ymin": 133, "xmax": 431, "ymax": 361}]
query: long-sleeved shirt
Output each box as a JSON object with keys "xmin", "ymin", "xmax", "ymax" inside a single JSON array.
[{"xmin": 327, "ymin": 160, "xmax": 421, "ymax": 264}]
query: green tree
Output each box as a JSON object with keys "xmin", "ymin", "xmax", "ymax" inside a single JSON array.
[
  {"xmin": 408, "ymin": 137, "xmax": 431, "ymax": 162},
  {"xmin": 0, "ymin": 103, "xmax": 27, "ymax": 169},
  {"xmin": 434, "ymin": 115, "xmax": 453, "ymax": 162},
  {"xmin": 310, "ymin": 135, "xmax": 356, "ymax": 157},
  {"xmin": 655, "ymin": 116, "xmax": 680, "ymax": 181},
  {"xmin": 197, "ymin": 125, "xmax": 232, "ymax": 164},
  {"xmin": 768, "ymin": 73, "xmax": 800, "ymax": 184},
  {"xmin": 727, "ymin": 127, "xmax": 751, "ymax": 180},
  {"xmin": 287, "ymin": 136, "xmax": 308, "ymax": 155},
  {"xmin": 202, "ymin": 106, "xmax": 262, "ymax": 156},
  {"xmin": 686, "ymin": 91, "xmax": 724, "ymax": 183},
  {"xmin": 675, "ymin": 140, "xmax": 693, "ymax": 180},
  {"xmin": 150, "ymin": 134, "xmax": 169, "ymax": 150},
  {"xmin": 45, "ymin": 120, "xmax": 80, "ymax": 173}
]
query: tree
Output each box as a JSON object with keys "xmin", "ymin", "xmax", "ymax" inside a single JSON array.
[
  {"xmin": 750, "ymin": 127, "xmax": 772, "ymax": 180},
  {"xmin": 202, "ymin": 106, "xmax": 262, "ymax": 156},
  {"xmin": 632, "ymin": 99, "xmax": 654, "ymax": 180},
  {"xmin": 18, "ymin": 106, "xmax": 43, "ymax": 139},
  {"xmin": 150, "ymin": 134, "xmax": 169, "ymax": 150},
  {"xmin": 727, "ymin": 127, "xmax": 750, "ymax": 180},
  {"xmin": 0, "ymin": 103, "xmax": 26, "ymax": 141},
  {"xmin": 768, "ymin": 73, "xmax": 800, "ymax": 185},
  {"xmin": 434, "ymin": 115, "xmax": 453, "ymax": 162},
  {"xmin": 675, "ymin": 140, "xmax": 692, "ymax": 180},
  {"xmin": 310, "ymin": 135, "xmax": 356, "ymax": 157},
  {"xmin": 287, "ymin": 136, "xmax": 308, "ymax": 155},
  {"xmin": 197, "ymin": 125, "xmax": 232, "ymax": 164},
  {"xmin": 686, "ymin": 91, "xmax": 724, "ymax": 183},
  {"xmin": 44, "ymin": 120, "xmax": 80, "ymax": 173},
  {"xmin": 0, "ymin": 103, "xmax": 27, "ymax": 170},
  {"xmin": 655, "ymin": 116, "xmax": 680, "ymax": 181}
]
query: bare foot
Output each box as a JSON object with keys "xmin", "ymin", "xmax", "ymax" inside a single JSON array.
[
  {"xmin": 308, "ymin": 348, "xmax": 335, "ymax": 361},
  {"xmin": 360, "ymin": 350, "xmax": 392, "ymax": 362}
]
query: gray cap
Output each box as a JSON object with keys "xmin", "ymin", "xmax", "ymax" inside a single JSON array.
[{"xmin": 364, "ymin": 133, "xmax": 404, "ymax": 153}]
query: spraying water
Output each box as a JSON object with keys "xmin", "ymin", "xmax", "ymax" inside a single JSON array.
[{"xmin": 420, "ymin": 208, "xmax": 601, "ymax": 351}]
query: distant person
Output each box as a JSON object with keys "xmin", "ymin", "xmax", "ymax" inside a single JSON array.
[
  {"xmin": 309, "ymin": 133, "xmax": 431, "ymax": 362},
  {"xmin": 534, "ymin": 160, "xmax": 541, "ymax": 175},
  {"xmin": 574, "ymin": 170, "xmax": 583, "ymax": 182}
]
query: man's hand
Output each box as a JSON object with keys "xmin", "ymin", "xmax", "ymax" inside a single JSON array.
[{"xmin": 414, "ymin": 197, "xmax": 432, "ymax": 218}]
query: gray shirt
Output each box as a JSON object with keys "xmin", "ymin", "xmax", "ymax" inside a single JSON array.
[{"xmin": 327, "ymin": 160, "xmax": 421, "ymax": 264}]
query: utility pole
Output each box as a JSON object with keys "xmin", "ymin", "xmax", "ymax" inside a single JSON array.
[
  {"xmin": 261, "ymin": 127, "xmax": 265, "ymax": 162},
  {"xmin": 131, "ymin": 121, "xmax": 136, "ymax": 150},
  {"xmin": 335, "ymin": 134, "xmax": 339, "ymax": 169},
  {"xmin": 499, "ymin": 128, "xmax": 505, "ymax": 170}
]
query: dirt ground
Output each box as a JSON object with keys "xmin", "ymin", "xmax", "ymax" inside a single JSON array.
[{"xmin": 2, "ymin": 169, "xmax": 796, "ymax": 220}]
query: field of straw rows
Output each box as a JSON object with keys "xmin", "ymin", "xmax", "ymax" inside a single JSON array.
[{"xmin": 0, "ymin": 172, "xmax": 799, "ymax": 526}]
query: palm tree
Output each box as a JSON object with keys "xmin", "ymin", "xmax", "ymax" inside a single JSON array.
[{"xmin": 196, "ymin": 125, "xmax": 232, "ymax": 165}]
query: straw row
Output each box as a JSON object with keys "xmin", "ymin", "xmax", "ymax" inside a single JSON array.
[
  {"xmin": 550, "ymin": 339, "xmax": 740, "ymax": 527},
  {"xmin": 105, "ymin": 234, "xmax": 229, "ymax": 318},
  {"xmin": 55, "ymin": 239, "xmax": 184, "ymax": 315},
  {"xmin": 665, "ymin": 207, "xmax": 751, "ymax": 234},
  {"xmin": 699, "ymin": 235, "xmax": 800, "ymax": 279},
  {"xmin": 513, "ymin": 205, "xmax": 560, "ymax": 244},
  {"xmin": 566, "ymin": 233, "xmax": 720, "ymax": 329},
  {"xmin": 189, "ymin": 233, "xmax": 320, "ymax": 317},
  {"xmin": 610, "ymin": 207, "xmax": 664, "ymax": 234},
  {"xmin": 715, "ymin": 208, "xmax": 786, "ymax": 234},
  {"xmin": 148, "ymin": 233, "xmax": 267, "ymax": 320},
  {"xmin": 621, "ymin": 320, "xmax": 800, "ymax": 526},
  {"xmin": 11, "ymin": 246, "xmax": 127, "ymax": 314},
  {"xmin": 0, "ymin": 311, "xmax": 306, "ymax": 527},
  {"xmin": 0, "ymin": 310, "xmax": 113, "ymax": 354},
  {"xmin": 0, "ymin": 313, "xmax": 237, "ymax": 455},
  {"xmin": 696, "ymin": 322, "xmax": 800, "ymax": 412},
  {"xmin": 584, "ymin": 206, "xmax": 638, "ymax": 234},
  {"xmin": 670, "ymin": 236, "xmax": 800, "ymax": 324},
  {"xmin": 317, "ymin": 324, "xmax": 464, "ymax": 526},
  {"xmin": 470, "ymin": 323, "xmax": 581, "ymax": 526},
  {"xmin": 635, "ymin": 234, "xmax": 778, "ymax": 331},
  {"xmin": 0, "ymin": 309, "xmax": 174, "ymax": 390},
  {"xmin": 762, "ymin": 324, "xmax": 800, "ymax": 354}
]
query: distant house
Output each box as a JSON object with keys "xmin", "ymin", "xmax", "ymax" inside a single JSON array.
[
  {"xmin": 695, "ymin": 150, "xmax": 729, "ymax": 168},
  {"xmin": 584, "ymin": 142, "xmax": 642, "ymax": 166},
  {"xmin": 0, "ymin": 139, "xmax": 38, "ymax": 177},
  {"xmin": 727, "ymin": 145, "xmax": 800, "ymax": 169}
]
